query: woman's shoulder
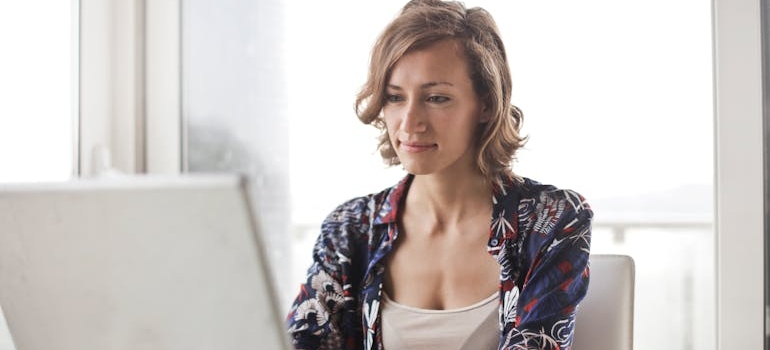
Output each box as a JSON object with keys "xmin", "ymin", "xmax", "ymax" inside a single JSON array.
[
  {"xmin": 321, "ymin": 176, "xmax": 407, "ymax": 228},
  {"xmin": 509, "ymin": 177, "xmax": 593, "ymax": 261},
  {"xmin": 519, "ymin": 177, "xmax": 591, "ymax": 209},
  {"xmin": 311, "ymin": 181, "xmax": 403, "ymax": 269},
  {"xmin": 510, "ymin": 177, "xmax": 593, "ymax": 225}
]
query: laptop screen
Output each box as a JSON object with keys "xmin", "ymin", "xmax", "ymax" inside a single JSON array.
[{"xmin": 0, "ymin": 174, "xmax": 291, "ymax": 350}]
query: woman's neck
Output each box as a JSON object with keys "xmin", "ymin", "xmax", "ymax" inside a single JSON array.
[{"xmin": 406, "ymin": 172, "xmax": 493, "ymax": 227}]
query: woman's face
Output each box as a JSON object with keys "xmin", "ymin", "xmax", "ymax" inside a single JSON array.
[{"xmin": 383, "ymin": 39, "xmax": 488, "ymax": 178}]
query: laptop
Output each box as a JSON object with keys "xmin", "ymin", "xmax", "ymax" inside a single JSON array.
[{"xmin": 0, "ymin": 174, "xmax": 292, "ymax": 350}]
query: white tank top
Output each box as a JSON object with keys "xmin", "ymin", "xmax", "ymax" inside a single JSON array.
[{"xmin": 380, "ymin": 292, "xmax": 499, "ymax": 350}]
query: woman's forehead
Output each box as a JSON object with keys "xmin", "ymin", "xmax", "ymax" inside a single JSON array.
[{"xmin": 388, "ymin": 39, "xmax": 471, "ymax": 86}]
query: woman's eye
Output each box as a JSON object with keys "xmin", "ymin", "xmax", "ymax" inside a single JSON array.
[
  {"xmin": 427, "ymin": 95, "xmax": 449, "ymax": 103},
  {"xmin": 385, "ymin": 94, "xmax": 404, "ymax": 103}
]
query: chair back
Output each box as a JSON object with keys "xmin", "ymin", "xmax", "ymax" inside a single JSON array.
[{"xmin": 572, "ymin": 254, "xmax": 635, "ymax": 350}]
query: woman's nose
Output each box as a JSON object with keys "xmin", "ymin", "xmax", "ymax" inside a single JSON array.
[{"xmin": 400, "ymin": 102, "xmax": 427, "ymax": 133}]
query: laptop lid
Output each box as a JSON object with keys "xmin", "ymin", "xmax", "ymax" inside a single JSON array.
[{"xmin": 0, "ymin": 174, "xmax": 291, "ymax": 350}]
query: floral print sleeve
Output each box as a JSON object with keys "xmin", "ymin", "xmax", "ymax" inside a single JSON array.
[
  {"xmin": 498, "ymin": 185, "xmax": 592, "ymax": 350},
  {"xmin": 286, "ymin": 197, "xmax": 372, "ymax": 350}
]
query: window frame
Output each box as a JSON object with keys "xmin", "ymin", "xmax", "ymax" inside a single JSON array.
[
  {"xmin": 79, "ymin": 0, "xmax": 181, "ymax": 176},
  {"xmin": 712, "ymin": 0, "xmax": 766, "ymax": 348}
]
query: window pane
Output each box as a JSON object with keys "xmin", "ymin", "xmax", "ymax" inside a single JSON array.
[
  {"xmin": 0, "ymin": 1, "xmax": 76, "ymax": 183},
  {"xmin": 181, "ymin": 0, "xmax": 293, "ymax": 306},
  {"xmin": 493, "ymin": 3, "xmax": 715, "ymax": 348},
  {"xmin": 183, "ymin": 1, "xmax": 714, "ymax": 349}
]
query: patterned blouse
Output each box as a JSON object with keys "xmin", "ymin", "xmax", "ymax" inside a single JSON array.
[{"xmin": 286, "ymin": 174, "xmax": 593, "ymax": 350}]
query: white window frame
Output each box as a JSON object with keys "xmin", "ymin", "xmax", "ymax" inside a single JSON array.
[
  {"xmin": 712, "ymin": 0, "xmax": 766, "ymax": 348},
  {"xmin": 79, "ymin": 0, "xmax": 180, "ymax": 176},
  {"xmin": 145, "ymin": 0, "xmax": 181, "ymax": 174}
]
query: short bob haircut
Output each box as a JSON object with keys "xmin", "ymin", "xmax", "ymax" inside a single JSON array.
[{"xmin": 355, "ymin": 0, "xmax": 526, "ymax": 186}]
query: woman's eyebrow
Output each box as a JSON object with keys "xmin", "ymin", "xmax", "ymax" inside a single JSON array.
[{"xmin": 387, "ymin": 81, "xmax": 455, "ymax": 90}]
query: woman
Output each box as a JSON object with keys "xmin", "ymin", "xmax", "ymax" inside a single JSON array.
[{"xmin": 287, "ymin": 1, "xmax": 592, "ymax": 349}]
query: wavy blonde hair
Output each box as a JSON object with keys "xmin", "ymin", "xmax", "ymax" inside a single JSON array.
[{"xmin": 355, "ymin": 0, "xmax": 527, "ymax": 186}]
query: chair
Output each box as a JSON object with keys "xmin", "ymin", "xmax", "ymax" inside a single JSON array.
[{"xmin": 572, "ymin": 254, "xmax": 635, "ymax": 350}]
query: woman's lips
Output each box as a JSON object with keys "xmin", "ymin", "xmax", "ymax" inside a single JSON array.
[{"xmin": 399, "ymin": 141, "xmax": 436, "ymax": 153}]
